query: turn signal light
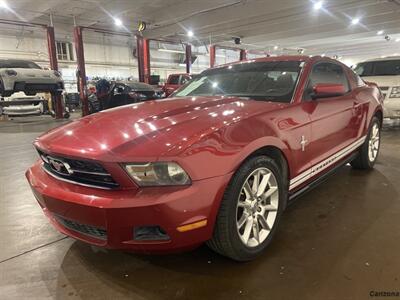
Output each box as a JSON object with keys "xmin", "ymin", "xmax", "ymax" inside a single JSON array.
[{"xmin": 177, "ymin": 219, "xmax": 207, "ymax": 232}]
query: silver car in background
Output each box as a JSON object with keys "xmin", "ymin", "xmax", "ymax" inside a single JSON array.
[
  {"xmin": 354, "ymin": 56, "xmax": 400, "ymax": 119},
  {"xmin": 0, "ymin": 59, "xmax": 64, "ymax": 97}
]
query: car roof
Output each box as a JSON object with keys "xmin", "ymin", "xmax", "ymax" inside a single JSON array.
[
  {"xmin": 209, "ymin": 55, "xmax": 331, "ymax": 70},
  {"xmin": 360, "ymin": 56, "xmax": 400, "ymax": 63}
]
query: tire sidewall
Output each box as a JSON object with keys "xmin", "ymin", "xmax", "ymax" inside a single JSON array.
[{"xmin": 225, "ymin": 156, "xmax": 286, "ymax": 260}]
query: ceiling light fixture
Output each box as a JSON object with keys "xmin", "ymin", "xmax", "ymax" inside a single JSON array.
[
  {"xmin": 273, "ymin": 45, "xmax": 279, "ymax": 50},
  {"xmin": 377, "ymin": 30, "xmax": 384, "ymax": 35},
  {"xmin": 0, "ymin": 0, "xmax": 9, "ymax": 9},
  {"xmin": 114, "ymin": 18, "xmax": 123, "ymax": 26},
  {"xmin": 187, "ymin": 30, "xmax": 194, "ymax": 37},
  {"xmin": 395, "ymin": 38, "xmax": 400, "ymax": 42},
  {"xmin": 313, "ymin": 1, "xmax": 323, "ymax": 10},
  {"xmin": 351, "ymin": 18, "xmax": 360, "ymax": 25}
]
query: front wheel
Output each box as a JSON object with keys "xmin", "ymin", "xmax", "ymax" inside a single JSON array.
[
  {"xmin": 351, "ymin": 116, "xmax": 381, "ymax": 169},
  {"xmin": 207, "ymin": 156, "xmax": 286, "ymax": 261}
]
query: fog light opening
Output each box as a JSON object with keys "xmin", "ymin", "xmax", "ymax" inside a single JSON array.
[{"xmin": 134, "ymin": 225, "xmax": 170, "ymax": 241}]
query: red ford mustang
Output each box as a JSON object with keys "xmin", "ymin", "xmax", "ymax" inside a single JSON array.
[{"xmin": 26, "ymin": 56, "xmax": 383, "ymax": 261}]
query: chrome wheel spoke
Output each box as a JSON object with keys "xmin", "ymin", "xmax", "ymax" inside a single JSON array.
[
  {"xmin": 243, "ymin": 182, "xmax": 253, "ymax": 199},
  {"xmin": 263, "ymin": 186, "xmax": 278, "ymax": 199},
  {"xmin": 242, "ymin": 217, "xmax": 253, "ymax": 243},
  {"xmin": 252, "ymin": 219, "xmax": 260, "ymax": 243},
  {"xmin": 237, "ymin": 213, "xmax": 248, "ymax": 229},
  {"xmin": 252, "ymin": 171, "xmax": 260, "ymax": 195},
  {"xmin": 257, "ymin": 172, "xmax": 271, "ymax": 197},
  {"xmin": 258, "ymin": 214, "xmax": 270, "ymax": 231},
  {"xmin": 263, "ymin": 204, "xmax": 278, "ymax": 212}
]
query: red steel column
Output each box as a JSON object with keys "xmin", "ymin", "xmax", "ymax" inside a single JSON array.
[
  {"xmin": 136, "ymin": 36, "xmax": 150, "ymax": 83},
  {"xmin": 46, "ymin": 26, "xmax": 63, "ymax": 119},
  {"xmin": 73, "ymin": 26, "xmax": 89, "ymax": 116},
  {"xmin": 209, "ymin": 45, "xmax": 216, "ymax": 68},
  {"xmin": 240, "ymin": 49, "xmax": 247, "ymax": 61},
  {"xmin": 185, "ymin": 44, "xmax": 192, "ymax": 74}
]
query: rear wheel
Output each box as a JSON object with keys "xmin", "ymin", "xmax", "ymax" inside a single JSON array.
[
  {"xmin": 351, "ymin": 117, "xmax": 381, "ymax": 169},
  {"xmin": 207, "ymin": 156, "xmax": 286, "ymax": 261}
]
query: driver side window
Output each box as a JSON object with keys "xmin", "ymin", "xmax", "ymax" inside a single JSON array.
[{"xmin": 303, "ymin": 62, "xmax": 350, "ymax": 101}]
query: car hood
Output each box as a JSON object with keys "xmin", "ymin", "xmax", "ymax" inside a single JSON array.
[
  {"xmin": 362, "ymin": 76, "xmax": 400, "ymax": 87},
  {"xmin": 35, "ymin": 96, "xmax": 285, "ymax": 162}
]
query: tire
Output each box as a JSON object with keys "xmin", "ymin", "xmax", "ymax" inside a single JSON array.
[
  {"xmin": 351, "ymin": 116, "xmax": 381, "ymax": 170},
  {"xmin": 207, "ymin": 155, "xmax": 287, "ymax": 261}
]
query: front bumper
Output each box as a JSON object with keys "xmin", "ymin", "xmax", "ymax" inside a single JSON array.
[
  {"xmin": 383, "ymin": 99, "xmax": 400, "ymax": 119},
  {"xmin": 26, "ymin": 161, "xmax": 230, "ymax": 253},
  {"xmin": 3, "ymin": 103, "xmax": 43, "ymax": 116}
]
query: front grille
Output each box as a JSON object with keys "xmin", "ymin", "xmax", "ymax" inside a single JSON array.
[
  {"xmin": 56, "ymin": 216, "xmax": 107, "ymax": 240},
  {"xmin": 38, "ymin": 149, "xmax": 119, "ymax": 189}
]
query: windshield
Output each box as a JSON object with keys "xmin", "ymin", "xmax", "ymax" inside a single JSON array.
[
  {"xmin": 174, "ymin": 61, "xmax": 302, "ymax": 102},
  {"xmin": 354, "ymin": 60, "xmax": 400, "ymax": 76},
  {"xmin": 0, "ymin": 60, "xmax": 41, "ymax": 69}
]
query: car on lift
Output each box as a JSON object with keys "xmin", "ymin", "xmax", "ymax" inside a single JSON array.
[
  {"xmin": 88, "ymin": 80, "xmax": 165, "ymax": 114},
  {"xmin": 354, "ymin": 56, "xmax": 400, "ymax": 118},
  {"xmin": 162, "ymin": 73, "xmax": 192, "ymax": 97},
  {"xmin": 27, "ymin": 55, "xmax": 383, "ymax": 261},
  {"xmin": 0, "ymin": 59, "xmax": 64, "ymax": 97},
  {"xmin": 0, "ymin": 92, "xmax": 47, "ymax": 116}
]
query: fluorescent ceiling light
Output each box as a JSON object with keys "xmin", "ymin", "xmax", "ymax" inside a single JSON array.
[
  {"xmin": 377, "ymin": 30, "xmax": 384, "ymax": 35},
  {"xmin": 273, "ymin": 45, "xmax": 279, "ymax": 50},
  {"xmin": 187, "ymin": 30, "xmax": 194, "ymax": 37},
  {"xmin": 351, "ymin": 18, "xmax": 360, "ymax": 25},
  {"xmin": 158, "ymin": 49, "xmax": 185, "ymax": 54},
  {"xmin": 0, "ymin": 0, "xmax": 9, "ymax": 9},
  {"xmin": 114, "ymin": 18, "xmax": 122, "ymax": 26},
  {"xmin": 313, "ymin": 1, "xmax": 323, "ymax": 10}
]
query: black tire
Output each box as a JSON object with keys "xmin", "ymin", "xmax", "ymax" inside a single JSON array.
[
  {"xmin": 207, "ymin": 155, "xmax": 287, "ymax": 261},
  {"xmin": 351, "ymin": 116, "xmax": 381, "ymax": 170}
]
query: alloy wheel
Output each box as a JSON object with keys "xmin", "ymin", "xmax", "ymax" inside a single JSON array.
[
  {"xmin": 368, "ymin": 123, "xmax": 380, "ymax": 162},
  {"xmin": 236, "ymin": 167, "xmax": 279, "ymax": 248}
]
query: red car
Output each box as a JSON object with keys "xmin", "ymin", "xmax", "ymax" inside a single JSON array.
[
  {"xmin": 162, "ymin": 73, "xmax": 192, "ymax": 97},
  {"xmin": 26, "ymin": 56, "xmax": 383, "ymax": 261}
]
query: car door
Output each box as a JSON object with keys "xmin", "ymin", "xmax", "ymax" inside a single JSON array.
[{"xmin": 303, "ymin": 61, "xmax": 358, "ymax": 169}]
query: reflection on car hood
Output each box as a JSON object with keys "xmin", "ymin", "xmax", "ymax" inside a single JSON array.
[{"xmin": 35, "ymin": 96, "xmax": 285, "ymax": 161}]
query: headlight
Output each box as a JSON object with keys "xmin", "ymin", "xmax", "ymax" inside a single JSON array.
[
  {"xmin": 5, "ymin": 69, "xmax": 17, "ymax": 76},
  {"xmin": 124, "ymin": 162, "xmax": 191, "ymax": 186},
  {"xmin": 389, "ymin": 86, "xmax": 400, "ymax": 98}
]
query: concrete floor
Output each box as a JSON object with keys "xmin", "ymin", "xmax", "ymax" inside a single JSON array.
[{"xmin": 0, "ymin": 115, "xmax": 399, "ymax": 300}]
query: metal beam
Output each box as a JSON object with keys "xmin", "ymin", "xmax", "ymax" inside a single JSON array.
[
  {"xmin": 46, "ymin": 26, "xmax": 63, "ymax": 119},
  {"xmin": 185, "ymin": 44, "xmax": 192, "ymax": 74},
  {"xmin": 210, "ymin": 45, "xmax": 216, "ymax": 68},
  {"xmin": 240, "ymin": 49, "xmax": 247, "ymax": 61},
  {"xmin": 73, "ymin": 26, "xmax": 89, "ymax": 116},
  {"xmin": 136, "ymin": 36, "xmax": 150, "ymax": 83}
]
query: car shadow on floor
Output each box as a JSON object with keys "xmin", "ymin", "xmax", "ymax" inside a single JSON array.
[{"xmin": 50, "ymin": 166, "xmax": 399, "ymax": 299}]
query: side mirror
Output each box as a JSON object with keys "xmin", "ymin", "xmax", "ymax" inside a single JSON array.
[{"xmin": 311, "ymin": 83, "xmax": 346, "ymax": 99}]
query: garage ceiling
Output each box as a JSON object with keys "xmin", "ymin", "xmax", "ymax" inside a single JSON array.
[{"xmin": 0, "ymin": 0, "xmax": 400, "ymax": 62}]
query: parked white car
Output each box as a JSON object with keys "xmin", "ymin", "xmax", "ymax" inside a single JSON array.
[
  {"xmin": 1, "ymin": 92, "xmax": 46, "ymax": 116},
  {"xmin": 354, "ymin": 56, "xmax": 400, "ymax": 118},
  {"xmin": 0, "ymin": 59, "xmax": 64, "ymax": 97}
]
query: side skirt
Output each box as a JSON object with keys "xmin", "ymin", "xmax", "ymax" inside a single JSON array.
[{"xmin": 288, "ymin": 152, "xmax": 358, "ymax": 203}]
